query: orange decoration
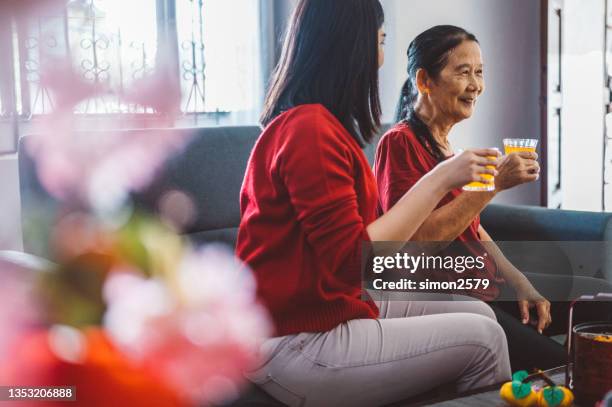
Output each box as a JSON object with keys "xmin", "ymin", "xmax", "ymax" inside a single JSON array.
[{"xmin": 5, "ymin": 329, "xmax": 189, "ymax": 407}]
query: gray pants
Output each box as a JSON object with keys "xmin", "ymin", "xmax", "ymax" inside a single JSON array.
[{"xmin": 247, "ymin": 294, "xmax": 511, "ymax": 406}]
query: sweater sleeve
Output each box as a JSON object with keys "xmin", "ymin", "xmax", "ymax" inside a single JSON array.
[
  {"xmin": 374, "ymin": 130, "xmax": 429, "ymax": 213},
  {"xmin": 277, "ymin": 118, "xmax": 370, "ymax": 275}
]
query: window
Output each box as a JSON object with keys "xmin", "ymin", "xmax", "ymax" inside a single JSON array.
[
  {"xmin": 0, "ymin": 0, "xmax": 266, "ymax": 153},
  {"xmin": 177, "ymin": 0, "xmax": 263, "ymax": 114}
]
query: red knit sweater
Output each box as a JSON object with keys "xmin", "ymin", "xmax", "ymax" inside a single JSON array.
[{"xmin": 236, "ymin": 104, "xmax": 379, "ymax": 336}]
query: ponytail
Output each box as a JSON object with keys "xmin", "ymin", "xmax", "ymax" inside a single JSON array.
[
  {"xmin": 395, "ymin": 76, "xmax": 445, "ymax": 162},
  {"xmin": 406, "ymin": 108, "xmax": 446, "ymax": 162},
  {"xmin": 394, "ymin": 79, "xmax": 415, "ymax": 123}
]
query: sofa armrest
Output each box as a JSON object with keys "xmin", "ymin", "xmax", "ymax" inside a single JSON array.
[
  {"xmin": 0, "ymin": 250, "xmax": 54, "ymax": 273},
  {"xmin": 480, "ymin": 204, "xmax": 612, "ymax": 281},
  {"xmin": 481, "ymin": 204, "xmax": 612, "ymax": 241}
]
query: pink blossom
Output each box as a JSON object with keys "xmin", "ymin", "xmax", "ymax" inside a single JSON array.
[
  {"xmin": 26, "ymin": 103, "xmax": 192, "ymax": 212},
  {"xmin": 157, "ymin": 190, "xmax": 198, "ymax": 231},
  {"xmin": 40, "ymin": 59, "xmax": 105, "ymax": 113},
  {"xmin": 122, "ymin": 68, "xmax": 182, "ymax": 115},
  {"xmin": 0, "ymin": 0, "xmax": 66, "ymax": 18},
  {"xmin": 103, "ymin": 245, "xmax": 272, "ymax": 405},
  {"xmin": 26, "ymin": 127, "xmax": 192, "ymax": 212},
  {"xmin": 25, "ymin": 57, "xmax": 193, "ymax": 212}
]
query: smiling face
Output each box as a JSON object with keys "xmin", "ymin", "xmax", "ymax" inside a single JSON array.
[{"xmin": 425, "ymin": 40, "xmax": 484, "ymax": 123}]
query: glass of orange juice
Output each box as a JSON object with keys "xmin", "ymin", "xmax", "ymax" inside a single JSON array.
[
  {"xmin": 503, "ymin": 138, "xmax": 538, "ymax": 155},
  {"xmin": 462, "ymin": 148, "xmax": 499, "ymax": 192}
]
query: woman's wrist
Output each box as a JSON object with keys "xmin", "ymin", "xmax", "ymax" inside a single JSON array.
[
  {"xmin": 493, "ymin": 176, "xmax": 507, "ymax": 194},
  {"xmin": 510, "ymin": 274, "xmax": 540, "ymax": 297},
  {"xmin": 426, "ymin": 167, "xmax": 455, "ymax": 197}
]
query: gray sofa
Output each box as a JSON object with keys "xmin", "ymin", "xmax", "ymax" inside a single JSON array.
[
  {"xmin": 19, "ymin": 126, "xmax": 612, "ymax": 279},
  {"xmin": 16, "ymin": 125, "xmax": 612, "ymax": 406},
  {"xmin": 19, "ymin": 126, "xmax": 384, "ymax": 256},
  {"xmin": 18, "ymin": 127, "xmax": 263, "ymax": 256},
  {"xmin": 481, "ymin": 204, "xmax": 612, "ymax": 281},
  {"xmin": 19, "ymin": 126, "xmax": 612, "ymax": 280}
]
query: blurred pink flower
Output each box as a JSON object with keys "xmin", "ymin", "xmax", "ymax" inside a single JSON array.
[
  {"xmin": 40, "ymin": 58, "xmax": 105, "ymax": 113},
  {"xmin": 157, "ymin": 190, "xmax": 198, "ymax": 231},
  {"xmin": 26, "ymin": 127, "xmax": 192, "ymax": 212},
  {"xmin": 0, "ymin": 0, "xmax": 66, "ymax": 18},
  {"xmin": 103, "ymin": 245, "xmax": 272, "ymax": 405},
  {"xmin": 25, "ymin": 56, "xmax": 192, "ymax": 212},
  {"xmin": 122, "ymin": 69, "xmax": 181, "ymax": 115}
]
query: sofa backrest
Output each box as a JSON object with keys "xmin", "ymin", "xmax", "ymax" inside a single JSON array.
[
  {"xmin": 481, "ymin": 203, "xmax": 612, "ymax": 281},
  {"xmin": 136, "ymin": 126, "xmax": 262, "ymax": 248},
  {"xmin": 18, "ymin": 127, "xmax": 261, "ymax": 255},
  {"xmin": 19, "ymin": 124, "xmax": 388, "ymax": 256},
  {"xmin": 481, "ymin": 204, "xmax": 612, "ymax": 241}
]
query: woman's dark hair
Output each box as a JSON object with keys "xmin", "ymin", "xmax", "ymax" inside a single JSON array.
[
  {"xmin": 396, "ymin": 25, "xmax": 478, "ymax": 161},
  {"xmin": 260, "ymin": 0, "xmax": 384, "ymax": 147}
]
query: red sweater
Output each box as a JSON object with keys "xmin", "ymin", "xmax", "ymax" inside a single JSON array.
[
  {"xmin": 374, "ymin": 122, "xmax": 503, "ymax": 301},
  {"xmin": 236, "ymin": 104, "xmax": 379, "ymax": 336}
]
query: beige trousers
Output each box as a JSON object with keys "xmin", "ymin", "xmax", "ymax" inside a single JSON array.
[{"xmin": 246, "ymin": 293, "xmax": 511, "ymax": 407}]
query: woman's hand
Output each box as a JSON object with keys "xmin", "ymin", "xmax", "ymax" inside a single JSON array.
[
  {"xmin": 495, "ymin": 152, "xmax": 540, "ymax": 191},
  {"xmin": 514, "ymin": 282, "xmax": 552, "ymax": 334},
  {"xmin": 432, "ymin": 149, "xmax": 500, "ymax": 191}
]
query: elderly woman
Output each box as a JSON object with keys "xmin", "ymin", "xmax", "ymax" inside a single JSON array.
[{"xmin": 374, "ymin": 25, "xmax": 612, "ymax": 371}]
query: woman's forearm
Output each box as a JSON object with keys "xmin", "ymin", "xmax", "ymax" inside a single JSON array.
[
  {"xmin": 411, "ymin": 191, "xmax": 496, "ymax": 241},
  {"xmin": 478, "ymin": 226, "xmax": 530, "ymax": 289},
  {"xmin": 368, "ymin": 148, "xmax": 500, "ymax": 244},
  {"xmin": 367, "ymin": 171, "xmax": 448, "ymax": 242},
  {"xmin": 488, "ymin": 244, "xmax": 529, "ymax": 288}
]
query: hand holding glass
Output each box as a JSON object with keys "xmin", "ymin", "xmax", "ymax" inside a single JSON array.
[{"xmin": 462, "ymin": 148, "xmax": 500, "ymax": 192}]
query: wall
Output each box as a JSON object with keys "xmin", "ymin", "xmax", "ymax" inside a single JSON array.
[
  {"xmin": 380, "ymin": 0, "xmax": 542, "ymax": 205},
  {"xmin": 561, "ymin": 0, "xmax": 605, "ymax": 211}
]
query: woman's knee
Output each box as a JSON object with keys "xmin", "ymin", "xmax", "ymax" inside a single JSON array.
[
  {"xmin": 457, "ymin": 313, "xmax": 506, "ymax": 345},
  {"xmin": 459, "ymin": 313, "xmax": 511, "ymax": 381},
  {"xmin": 452, "ymin": 297, "xmax": 497, "ymax": 321}
]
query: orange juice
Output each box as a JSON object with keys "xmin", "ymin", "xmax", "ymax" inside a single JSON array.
[
  {"xmin": 503, "ymin": 139, "xmax": 538, "ymax": 155},
  {"xmin": 462, "ymin": 149, "xmax": 498, "ymax": 192},
  {"xmin": 505, "ymin": 146, "xmax": 536, "ymax": 154}
]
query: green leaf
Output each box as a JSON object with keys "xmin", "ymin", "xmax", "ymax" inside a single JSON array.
[
  {"xmin": 511, "ymin": 380, "xmax": 532, "ymax": 399},
  {"xmin": 543, "ymin": 386, "xmax": 564, "ymax": 406},
  {"xmin": 512, "ymin": 370, "xmax": 529, "ymax": 382}
]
